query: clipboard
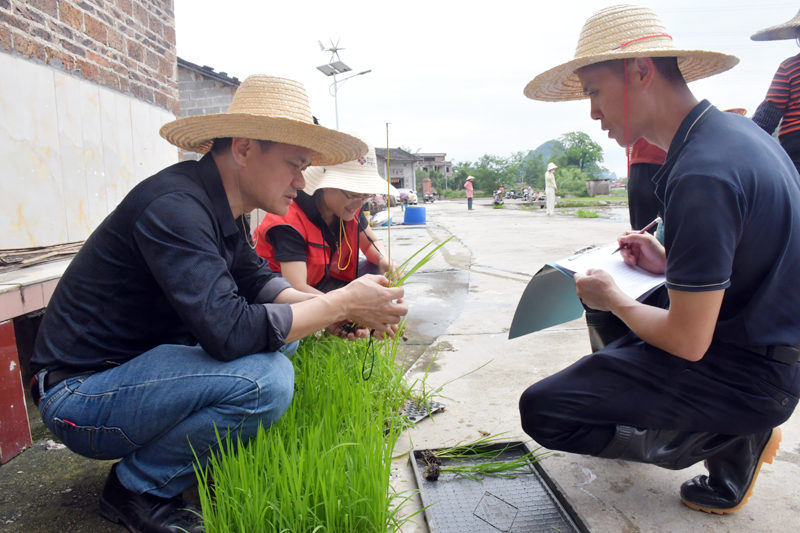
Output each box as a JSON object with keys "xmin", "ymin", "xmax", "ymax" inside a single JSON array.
[{"xmin": 508, "ymin": 244, "xmax": 666, "ymax": 340}]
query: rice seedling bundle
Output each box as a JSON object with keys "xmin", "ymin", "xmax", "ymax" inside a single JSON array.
[{"xmin": 197, "ymin": 334, "xmax": 413, "ymax": 533}]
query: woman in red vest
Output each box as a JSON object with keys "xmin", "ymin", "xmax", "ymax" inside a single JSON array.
[{"xmin": 255, "ymin": 139, "xmax": 398, "ymax": 294}]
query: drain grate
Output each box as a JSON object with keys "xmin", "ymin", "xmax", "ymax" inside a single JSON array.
[
  {"xmin": 400, "ymin": 400, "xmax": 446, "ymax": 424},
  {"xmin": 411, "ymin": 442, "xmax": 589, "ymax": 533}
]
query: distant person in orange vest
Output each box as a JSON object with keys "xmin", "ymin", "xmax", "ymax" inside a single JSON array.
[
  {"xmin": 627, "ymin": 138, "xmax": 666, "ymax": 231},
  {"xmin": 751, "ymin": 9, "xmax": 800, "ymax": 173},
  {"xmin": 465, "ymin": 175, "xmax": 475, "ymax": 210},
  {"xmin": 255, "ymin": 138, "xmax": 399, "ymax": 295}
]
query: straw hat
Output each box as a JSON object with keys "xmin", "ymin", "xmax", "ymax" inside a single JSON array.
[
  {"xmin": 302, "ymin": 135, "xmax": 399, "ymax": 196},
  {"xmin": 466, "ymin": 175, "xmax": 475, "ymax": 181},
  {"xmin": 751, "ymin": 9, "xmax": 800, "ymax": 41},
  {"xmin": 717, "ymin": 104, "xmax": 747, "ymax": 116},
  {"xmin": 160, "ymin": 75, "xmax": 367, "ymax": 166},
  {"xmin": 547, "ymin": 162, "xmax": 558, "ymax": 171},
  {"xmin": 524, "ymin": 5, "xmax": 739, "ymax": 102}
]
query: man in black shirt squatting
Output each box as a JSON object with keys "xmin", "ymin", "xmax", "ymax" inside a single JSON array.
[
  {"xmin": 520, "ymin": 5, "xmax": 800, "ymax": 514},
  {"xmin": 29, "ymin": 75, "xmax": 408, "ymax": 533}
]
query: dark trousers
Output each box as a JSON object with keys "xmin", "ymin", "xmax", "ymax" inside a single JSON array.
[
  {"xmin": 627, "ymin": 163, "xmax": 663, "ymax": 231},
  {"xmin": 467, "ymin": 198, "xmax": 473, "ymax": 210},
  {"xmin": 519, "ymin": 336, "xmax": 799, "ymax": 457},
  {"xmin": 780, "ymin": 130, "xmax": 800, "ymax": 176}
]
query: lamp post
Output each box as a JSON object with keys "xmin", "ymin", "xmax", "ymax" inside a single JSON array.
[{"xmin": 316, "ymin": 39, "xmax": 371, "ymax": 130}]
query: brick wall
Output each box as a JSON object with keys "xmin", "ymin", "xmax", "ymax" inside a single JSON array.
[
  {"xmin": 0, "ymin": 0, "xmax": 178, "ymax": 115},
  {"xmin": 178, "ymin": 61, "xmax": 239, "ymax": 160}
]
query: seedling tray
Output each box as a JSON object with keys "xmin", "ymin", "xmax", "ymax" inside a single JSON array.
[{"xmin": 411, "ymin": 441, "xmax": 589, "ymax": 533}]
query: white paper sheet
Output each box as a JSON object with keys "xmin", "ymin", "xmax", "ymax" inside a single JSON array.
[{"xmin": 554, "ymin": 243, "xmax": 666, "ymax": 300}]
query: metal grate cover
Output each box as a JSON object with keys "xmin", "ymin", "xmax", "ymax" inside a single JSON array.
[{"xmin": 411, "ymin": 442, "xmax": 589, "ymax": 533}]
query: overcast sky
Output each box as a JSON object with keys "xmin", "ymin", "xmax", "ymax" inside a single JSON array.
[{"xmin": 174, "ymin": 1, "xmax": 800, "ymax": 177}]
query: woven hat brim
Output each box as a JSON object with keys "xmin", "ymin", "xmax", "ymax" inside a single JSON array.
[
  {"xmin": 524, "ymin": 50, "xmax": 739, "ymax": 102},
  {"xmin": 159, "ymin": 114, "xmax": 367, "ymax": 166},
  {"xmin": 751, "ymin": 24, "xmax": 800, "ymax": 41},
  {"xmin": 303, "ymin": 166, "xmax": 399, "ymax": 197},
  {"xmin": 751, "ymin": 10, "xmax": 800, "ymax": 41}
]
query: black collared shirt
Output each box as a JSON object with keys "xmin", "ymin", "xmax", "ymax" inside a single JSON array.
[
  {"xmin": 653, "ymin": 100, "xmax": 800, "ymax": 347},
  {"xmin": 31, "ymin": 154, "xmax": 293, "ymax": 374}
]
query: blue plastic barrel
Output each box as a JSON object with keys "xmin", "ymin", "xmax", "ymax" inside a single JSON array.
[{"xmin": 403, "ymin": 206, "xmax": 426, "ymax": 225}]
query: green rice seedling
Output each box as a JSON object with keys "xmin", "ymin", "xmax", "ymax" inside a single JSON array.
[
  {"xmin": 424, "ymin": 433, "xmax": 549, "ymax": 482},
  {"xmin": 196, "ymin": 334, "xmax": 420, "ymax": 533},
  {"xmin": 576, "ymin": 209, "xmax": 599, "ymax": 218},
  {"xmin": 402, "ymin": 354, "xmax": 491, "ymax": 421},
  {"xmin": 388, "ymin": 237, "xmax": 453, "ymax": 288},
  {"xmin": 492, "ymin": 204, "xmax": 505, "ymax": 209}
]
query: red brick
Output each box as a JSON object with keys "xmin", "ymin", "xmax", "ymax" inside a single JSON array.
[
  {"xmin": 145, "ymin": 48, "xmax": 158, "ymax": 70},
  {"xmin": 168, "ymin": 96, "xmax": 179, "ymax": 115},
  {"xmin": 60, "ymin": 38, "xmax": 85, "ymax": 56},
  {"xmin": 126, "ymin": 37, "xmax": 142, "ymax": 61},
  {"xmin": 14, "ymin": 4, "xmax": 45, "ymax": 24},
  {"xmin": 76, "ymin": 0, "xmax": 94, "ymax": 13},
  {"xmin": 75, "ymin": 58, "xmax": 99, "ymax": 80},
  {"xmin": 45, "ymin": 46, "xmax": 75, "ymax": 71},
  {"xmin": 119, "ymin": 74, "xmax": 129, "ymax": 93},
  {"xmin": 87, "ymin": 49, "xmax": 109, "ymax": 67},
  {"xmin": 0, "ymin": 10, "xmax": 29, "ymax": 31},
  {"xmin": 107, "ymin": 26, "xmax": 125, "ymax": 52},
  {"xmin": 147, "ymin": 11, "xmax": 162, "ymax": 36},
  {"xmin": 28, "ymin": 0, "xmax": 57, "ymax": 18},
  {"xmin": 32, "ymin": 26, "xmax": 54, "ymax": 42},
  {"xmin": 47, "ymin": 18, "xmax": 74, "ymax": 39},
  {"xmin": 97, "ymin": 67, "xmax": 119, "ymax": 91},
  {"xmin": 163, "ymin": 24, "xmax": 174, "ymax": 46},
  {"xmin": 132, "ymin": 1, "xmax": 146, "ymax": 26},
  {"xmin": 154, "ymin": 90, "xmax": 167, "ymax": 108},
  {"xmin": 0, "ymin": 25, "xmax": 11, "ymax": 53},
  {"xmin": 84, "ymin": 14, "xmax": 106, "ymax": 43},
  {"xmin": 13, "ymin": 33, "xmax": 47, "ymax": 62},
  {"xmin": 116, "ymin": 0, "xmax": 132, "ymax": 16},
  {"xmin": 58, "ymin": 0, "xmax": 83, "ymax": 31},
  {"xmin": 157, "ymin": 54, "xmax": 171, "ymax": 78},
  {"xmin": 111, "ymin": 60, "xmax": 126, "ymax": 75}
]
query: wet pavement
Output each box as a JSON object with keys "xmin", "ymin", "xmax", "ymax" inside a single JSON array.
[{"xmin": 1, "ymin": 197, "xmax": 798, "ymax": 532}]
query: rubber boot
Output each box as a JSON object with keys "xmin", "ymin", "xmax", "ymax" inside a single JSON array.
[
  {"xmin": 680, "ymin": 427, "xmax": 781, "ymax": 514},
  {"xmin": 585, "ymin": 309, "xmax": 631, "ymax": 352},
  {"xmin": 598, "ymin": 426, "xmax": 742, "ymax": 470}
]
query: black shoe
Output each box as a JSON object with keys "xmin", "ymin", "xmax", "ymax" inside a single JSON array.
[
  {"xmin": 680, "ymin": 427, "xmax": 781, "ymax": 514},
  {"xmin": 99, "ymin": 463, "xmax": 203, "ymax": 533}
]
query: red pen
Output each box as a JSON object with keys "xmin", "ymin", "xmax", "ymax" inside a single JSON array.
[{"xmin": 612, "ymin": 216, "xmax": 661, "ymax": 254}]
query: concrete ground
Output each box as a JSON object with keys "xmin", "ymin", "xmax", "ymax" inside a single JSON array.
[{"xmin": 1, "ymin": 197, "xmax": 798, "ymax": 532}]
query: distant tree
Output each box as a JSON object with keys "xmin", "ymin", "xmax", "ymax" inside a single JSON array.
[
  {"xmin": 521, "ymin": 151, "xmax": 547, "ymax": 189},
  {"xmin": 399, "ymin": 145, "xmax": 421, "ymax": 154},
  {"xmin": 550, "ymin": 132, "xmax": 605, "ymax": 178}
]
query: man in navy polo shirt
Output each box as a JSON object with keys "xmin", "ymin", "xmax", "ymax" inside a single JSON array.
[{"xmin": 520, "ymin": 5, "xmax": 800, "ymax": 515}]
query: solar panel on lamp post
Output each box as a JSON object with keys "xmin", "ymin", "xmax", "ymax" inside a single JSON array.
[{"xmin": 316, "ymin": 40, "xmax": 371, "ymax": 130}]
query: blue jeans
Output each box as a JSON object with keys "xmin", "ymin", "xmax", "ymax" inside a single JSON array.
[{"xmin": 37, "ymin": 341, "xmax": 298, "ymax": 497}]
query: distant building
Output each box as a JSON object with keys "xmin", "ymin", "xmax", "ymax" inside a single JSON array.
[
  {"xmin": 177, "ymin": 58, "xmax": 241, "ymax": 161},
  {"xmin": 414, "ymin": 153, "xmax": 453, "ymax": 182},
  {"xmin": 375, "ymin": 148, "xmax": 422, "ymax": 191}
]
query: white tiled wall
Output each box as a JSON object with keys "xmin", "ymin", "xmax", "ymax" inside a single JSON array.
[{"xmin": 0, "ymin": 52, "xmax": 179, "ymax": 248}]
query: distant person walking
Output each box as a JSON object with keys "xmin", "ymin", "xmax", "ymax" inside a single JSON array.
[
  {"xmin": 545, "ymin": 162, "xmax": 557, "ymax": 215},
  {"xmin": 751, "ymin": 9, "xmax": 800, "ymax": 173},
  {"xmin": 465, "ymin": 175, "xmax": 475, "ymax": 210}
]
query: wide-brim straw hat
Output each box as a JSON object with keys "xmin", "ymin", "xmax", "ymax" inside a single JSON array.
[
  {"xmin": 751, "ymin": 9, "xmax": 800, "ymax": 41},
  {"xmin": 547, "ymin": 162, "xmax": 558, "ymax": 171},
  {"xmin": 717, "ymin": 104, "xmax": 747, "ymax": 116},
  {"xmin": 466, "ymin": 175, "xmax": 475, "ymax": 181},
  {"xmin": 160, "ymin": 75, "xmax": 367, "ymax": 166},
  {"xmin": 302, "ymin": 135, "xmax": 399, "ymax": 197},
  {"xmin": 524, "ymin": 4, "xmax": 739, "ymax": 102}
]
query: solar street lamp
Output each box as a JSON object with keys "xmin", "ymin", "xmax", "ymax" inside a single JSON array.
[{"xmin": 316, "ymin": 39, "xmax": 371, "ymax": 130}]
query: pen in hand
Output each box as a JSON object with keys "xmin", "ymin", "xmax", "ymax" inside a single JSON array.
[{"xmin": 612, "ymin": 216, "xmax": 661, "ymax": 254}]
